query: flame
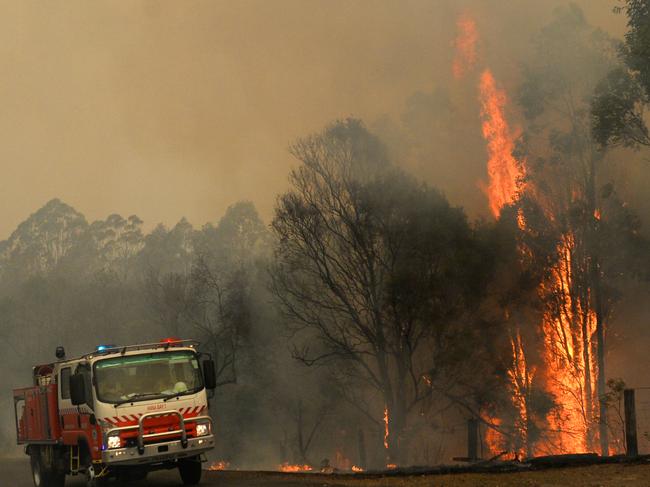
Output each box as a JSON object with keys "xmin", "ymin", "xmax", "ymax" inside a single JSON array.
[
  {"xmin": 383, "ymin": 405, "xmax": 389, "ymax": 449},
  {"xmin": 278, "ymin": 462, "xmax": 313, "ymax": 473},
  {"xmin": 386, "ymin": 463, "xmax": 398, "ymax": 470},
  {"xmin": 452, "ymin": 13, "xmax": 479, "ymax": 79},
  {"xmin": 463, "ymin": 9, "xmax": 609, "ymax": 458},
  {"xmin": 482, "ymin": 414, "xmax": 504, "ymax": 455},
  {"xmin": 479, "ymin": 69, "xmax": 525, "ymax": 218},
  {"xmin": 351, "ymin": 465, "xmax": 364, "ymax": 472},
  {"xmin": 540, "ymin": 233, "xmax": 599, "ymax": 454},
  {"xmin": 208, "ymin": 460, "xmax": 230, "ymax": 471},
  {"xmin": 507, "ymin": 330, "xmax": 536, "ymax": 457}
]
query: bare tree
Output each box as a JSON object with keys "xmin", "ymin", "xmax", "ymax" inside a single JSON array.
[{"xmin": 271, "ymin": 119, "xmax": 489, "ymax": 463}]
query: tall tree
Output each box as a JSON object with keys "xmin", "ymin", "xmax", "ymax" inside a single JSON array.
[
  {"xmin": 271, "ymin": 119, "xmax": 491, "ymax": 463},
  {"xmin": 515, "ymin": 5, "xmax": 643, "ymax": 454},
  {"xmin": 592, "ymin": 0, "xmax": 650, "ymax": 148},
  {"xmin": 0, "ymin": 199, "xmax": 87, "ymax": 281}
]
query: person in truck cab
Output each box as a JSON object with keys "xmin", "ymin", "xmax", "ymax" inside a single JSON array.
[{"xmin": 98, "ymin": 373, "xmax": 124, "ymax": 402}]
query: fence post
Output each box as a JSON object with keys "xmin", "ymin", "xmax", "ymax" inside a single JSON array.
[
  {"xmin": 468, "ymin": 418, "xmax": 479, "ymax": 462},
  {"xmin": 624, "ymin": 388, "xmax": 638, "ymax": 457}
]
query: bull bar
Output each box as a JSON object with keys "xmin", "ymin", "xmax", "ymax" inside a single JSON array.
[{"xmin": 101, "ymin": 410, "xmax": 214, "ymax": 465}]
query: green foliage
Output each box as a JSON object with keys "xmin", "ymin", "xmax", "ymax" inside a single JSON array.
[
  {"xmin": 592, "ymin": 67, "xmax": 648, "ymax": 147},
  {"xmin": 619, "ymin": 0, "xmax": 650, "ymax": 94},
  {"xmin": 592, "ymin": 0, "xmax": 650, "ymax": 148}
]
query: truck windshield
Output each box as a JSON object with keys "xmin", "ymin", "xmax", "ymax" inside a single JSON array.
[{"xmin": 94, "ymin": 350, "xmax": 203, "ymax": 404}]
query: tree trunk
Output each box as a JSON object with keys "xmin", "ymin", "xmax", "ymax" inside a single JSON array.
[
  {"xmin": 580, "ymin": 309, "xmax": 595, "ymax": 452},
  {"xmin": 587, "ymin": 152, "xmax": 608, "ymax": 456},
  {"xmin": 594, "ymin": 260, "xmax": 608, "ymax": 456}
]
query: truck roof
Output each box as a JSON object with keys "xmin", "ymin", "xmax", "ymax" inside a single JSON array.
[{"xmin": 45, "ymin": 339, "xmax": 200, "ymax": 370}]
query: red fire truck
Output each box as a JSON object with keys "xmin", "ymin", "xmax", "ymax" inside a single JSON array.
[{"xmin": 13, "ymin": 339, "xmax": 217, "ymax": 486}]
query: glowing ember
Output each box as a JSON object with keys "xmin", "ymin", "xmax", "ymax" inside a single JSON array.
[
  {"xmin": 383, "ymin": 405, "xmax": 389, "ymax": 450},
  {"xmin": 351, "ymin": 465, "xmax": 364, "ymax": 472},
  {"xmin": 208, "ymin": 460, "xmax": 230, "ymax": 471},
  {"xmin": 278, "ymin": 463, "xmax": 313, "ymax": 473},
  {"xmin": 479, "ymin": 69, "xmax": 525, "ymax": 218},
  {"xmin": 386, "ymin": 463, "xmax": 398, "ymax": 470},
  {"xmin": 452, "ymin": 13, "xmax": 479, "ymax": 79}
]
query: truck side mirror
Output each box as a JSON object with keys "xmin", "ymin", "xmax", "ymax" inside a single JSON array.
[
  {"xmin": 70, "ymin": 374, "xmax": 86, "ymax": 406},
  {"xmin": 203, "ymin": 360, "xmax": 216, "ymax": 390}
]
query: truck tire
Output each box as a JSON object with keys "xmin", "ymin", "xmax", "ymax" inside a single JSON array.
[
  {"xmin": 30, "ymin": 447, "xmax": 65, "ymax": 487},
  {"xmin": 178, "ymin": 456, "xmax": 202, "ymax": 485}
]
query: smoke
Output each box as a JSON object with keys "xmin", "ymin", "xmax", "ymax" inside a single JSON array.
[
  {"xmin": 1, "ymin": 0, "xmax": 649, "ymax": 467},
  {"xmin": 0, "ymin": 1, "xmax": 628, "ymax": 239}
]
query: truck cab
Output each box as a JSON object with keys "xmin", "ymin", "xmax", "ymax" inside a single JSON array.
[{"xmin": 13, "ymin": 339, "xmax": 217, "ymax": 487}]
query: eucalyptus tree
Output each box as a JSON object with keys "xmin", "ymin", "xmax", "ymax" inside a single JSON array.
[{"xmin": 271, "ymin": 119, "xmax": 491, "ymax": 462}]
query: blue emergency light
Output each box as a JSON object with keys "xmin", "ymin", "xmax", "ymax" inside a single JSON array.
[{"xmin": 96, "ymin": 344, "xmax": 117, "ymax": 352}]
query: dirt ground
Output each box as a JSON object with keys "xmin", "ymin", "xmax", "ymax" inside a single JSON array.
[
  {"xmin": 210, "ymin": 463, "xmax": 650, "ymax": 486},
  {"xmin": 2, "ymin": 457, "xmax": 650, "ymax": 486}
]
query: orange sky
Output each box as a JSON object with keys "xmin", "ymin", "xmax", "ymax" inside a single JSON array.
[{"xmin": 0, "ymin": 0, "xmax": 625, "ymax": 238}]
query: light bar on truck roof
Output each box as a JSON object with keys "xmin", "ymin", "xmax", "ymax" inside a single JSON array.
[
  {"xmin": 82, "ymin": 339, "xmax": 198, "ymax": 360},
  {"xmin": 160, "ymin": 337, "xmax": 182, "ymax": 344}
]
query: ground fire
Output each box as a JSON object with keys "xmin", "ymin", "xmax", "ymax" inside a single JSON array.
[
  {"xmin": 208, "ymin": 460, "xmax": 231, "ymax": 471},
  {"xmin": 278, "ymin": 463, "xmax": 313, "ymax": 473}
]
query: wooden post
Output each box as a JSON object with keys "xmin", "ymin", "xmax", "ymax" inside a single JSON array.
[
  {"xmin": 357, "ymin": 429, "xmax": 367, "ymax": 469},
  {"xmin": 624, "ymin": 389, "xmax": 638, "ymax": 457},
  {"xmin": 468, "ymin": 418, "xmax": 479, "ymax": 462}
]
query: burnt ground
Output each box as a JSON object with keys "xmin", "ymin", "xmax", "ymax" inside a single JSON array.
[{"xmin": 1, "ymin": 456, "xmax": 650, "ymax": 486}]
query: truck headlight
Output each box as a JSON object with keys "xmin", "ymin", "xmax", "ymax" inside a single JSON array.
[
  {"xmin": 196, "ymin": 422, "xmax": 210, "ymax": 437},
  {"xmin": 106, "ymin": 433, "xmax": 121, "ymax": 449}
]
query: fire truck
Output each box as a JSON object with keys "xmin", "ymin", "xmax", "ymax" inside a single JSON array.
[{"xmin": 12, "ymin": 339, "xmax": 217, "ymax": 486}]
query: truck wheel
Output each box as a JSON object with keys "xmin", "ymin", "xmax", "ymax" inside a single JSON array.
[
  {"xmin": 30, "ymin": 448, "xmax": 65, "ymax": 487},
  {"xmin": 178, "ymin": 456, "xmax": 202, "ymax": 485}
]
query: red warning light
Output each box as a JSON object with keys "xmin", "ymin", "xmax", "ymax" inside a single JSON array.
[{"xmin": 160, "ymin": 337, "xmax": 181, "ymax": 344}]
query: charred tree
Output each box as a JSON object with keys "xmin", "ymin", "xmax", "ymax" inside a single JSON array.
[{"xmin": 271, "ymin": 119, "xmax": 491, "ymax": 464}]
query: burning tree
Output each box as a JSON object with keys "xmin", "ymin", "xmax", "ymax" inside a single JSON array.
[
  {"xmin": 448, "ymin": 5, "xmax": 650, "ymax": 458},
  {"xmin": 502, "ymin": 5, "xmax": 645, "ymax": 456},
  {"xmin": 271, "ymin": 119, "xmax": 492, "ymax": 464}
]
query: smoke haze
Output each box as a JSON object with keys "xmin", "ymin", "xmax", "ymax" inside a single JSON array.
[{"xmin": 0, "ymin": 1, "xmax": 627, "ymax": 237}]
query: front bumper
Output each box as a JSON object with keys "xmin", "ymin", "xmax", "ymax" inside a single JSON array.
[{"xmin": 102, "ymin": 434, "xmax": 215, "ymax": 465}]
